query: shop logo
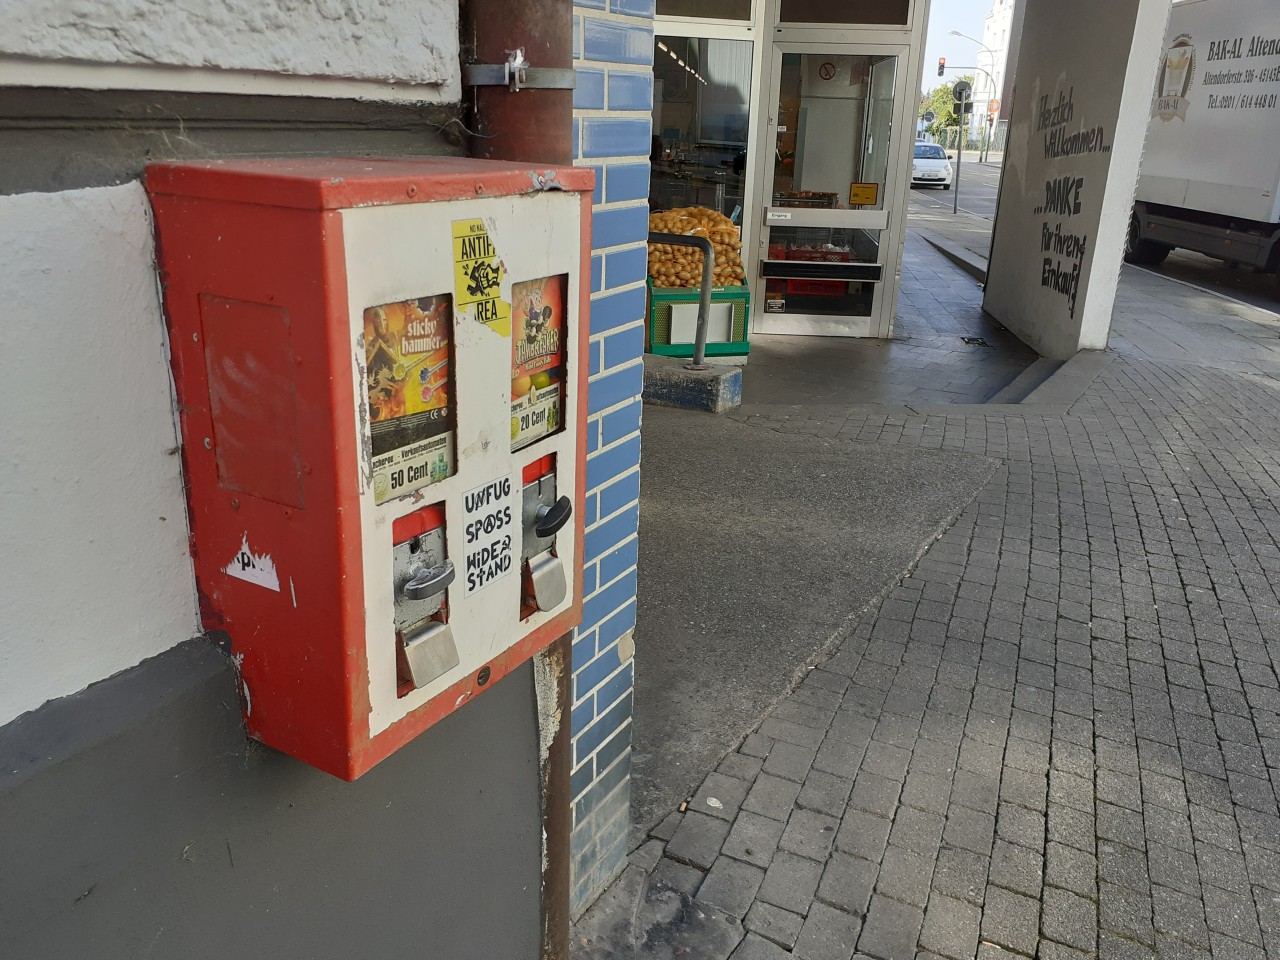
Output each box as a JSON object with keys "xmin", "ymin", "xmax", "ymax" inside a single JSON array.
[{"xmin": 1155, "ymin": 33, "xmax": 1196, "ymax": 122}]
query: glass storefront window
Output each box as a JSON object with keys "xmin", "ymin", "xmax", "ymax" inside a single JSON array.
[
  {"xmin": 649, "ymin": 36, "xmax": 754, "ymax": 228},
  {"xmin": 778, "ymin": 0, "xmax": 909, "ymax": 25},
  {"xmin": 657, "ymin": 0, "xmax": 752, "ymax": 22},
  {"xmin": 763, "ymin": 227, "xmax": 881, "ymax": 317}
]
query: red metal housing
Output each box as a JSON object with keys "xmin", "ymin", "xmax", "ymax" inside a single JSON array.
[{"xmin": 148, "ymin": 157, "xmax": 593, "ymax": 779}]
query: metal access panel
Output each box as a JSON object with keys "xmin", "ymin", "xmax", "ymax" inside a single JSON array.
[{"xmin": 148, "ymin": 157, "xmax": 593, "ymax": 780}]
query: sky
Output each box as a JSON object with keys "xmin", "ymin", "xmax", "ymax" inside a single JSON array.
[{"xmin": 922, "ymin": 0, "xmax": 997, "ymax": 93}]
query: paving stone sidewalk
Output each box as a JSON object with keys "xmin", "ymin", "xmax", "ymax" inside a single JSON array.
[{"xmin": 575, "ymin": 270, "xmax": 1280, "ymax": 958}]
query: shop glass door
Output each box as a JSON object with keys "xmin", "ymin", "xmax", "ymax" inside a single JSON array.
[{"xmin": 757, "ymin": 46, "xmax": 905, "ymax": 337}]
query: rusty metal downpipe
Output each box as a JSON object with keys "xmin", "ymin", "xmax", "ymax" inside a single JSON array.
[
  {"xmin": 462, "ymin": 0, "xmax": 574, "ymax": 164},
  {"xmin": 460, "ymin": 1, "xmax": 575, "ymax": 956}
]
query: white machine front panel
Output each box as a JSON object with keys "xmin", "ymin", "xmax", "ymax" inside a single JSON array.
[{"xmin": 340, "ymin": 192, "xmax": 584, "ymax": 735}]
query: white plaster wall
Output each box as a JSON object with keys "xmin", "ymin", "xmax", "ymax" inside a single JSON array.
[
  {"xmin": 0, "ymin": 0, "xmax": 458, "ymax": 97},
  {"xmin": 983, "ymin": 0, "xmax": 1170, "ymax": 359},
  {"xmin": 0, "ymin": 183, "xmax": 199, "ymax": 726}
]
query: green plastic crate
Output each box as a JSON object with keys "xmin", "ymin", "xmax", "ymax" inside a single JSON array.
[{"xmin": 646, "ymin": 279, "xmax": 751, "ymax": 359}]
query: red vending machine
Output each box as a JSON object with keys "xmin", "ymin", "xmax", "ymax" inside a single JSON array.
[{"xmin": 148, "ymin": 157, "xmax": 593, "ymax": 779}]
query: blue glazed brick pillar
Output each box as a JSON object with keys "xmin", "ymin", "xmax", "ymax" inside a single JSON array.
[{"xmin": 570, "ymin": 0, "xmax": 653, "ymax": 919}]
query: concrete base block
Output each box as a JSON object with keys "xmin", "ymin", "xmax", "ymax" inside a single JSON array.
[{"xmin": 643, "ymin": 354, "xmax": 742, "ymax": 413}]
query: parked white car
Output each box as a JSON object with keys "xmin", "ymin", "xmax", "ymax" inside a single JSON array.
[{"xmin": 911, "ymin": 141, "xmax": 953, "ymax": 190}]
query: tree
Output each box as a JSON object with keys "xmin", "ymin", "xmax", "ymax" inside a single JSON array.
[{"xmin": 920, "ymin": 75, "xmax": 975, "ymax": 141}]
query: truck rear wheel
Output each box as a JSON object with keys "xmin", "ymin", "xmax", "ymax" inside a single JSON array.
[{"xmin": 1124, "ymin": 213, "xmax": 1171, "ymax": 266}]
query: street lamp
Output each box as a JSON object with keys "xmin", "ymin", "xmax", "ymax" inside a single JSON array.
[
  {"xmin": 948, "ymin": 29, "xmax": 991, "ymax": 52},
  {"xmin": 947, "ymin": 30, "xmax": 998, "ymax": 100},
  {"xmin": 948, "ymin": 29, "xmax": 1000, "ymax": 161}
]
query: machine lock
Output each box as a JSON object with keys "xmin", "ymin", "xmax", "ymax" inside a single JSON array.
[
  {"xmin": 393, "ymin": 524, "xmax": 460, "ymax": 690},
  {"xmin": 522, "ymin": 474, "xmax": 572, "ymax": 614}
]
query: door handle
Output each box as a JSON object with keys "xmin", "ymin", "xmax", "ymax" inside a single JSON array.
[
  {"xmin": 534, "ymin": 496, "xmax": 572, "ymax": 539},
  {"xmin": 403, "ymin": 560, "xmax": 456, "ymax": 601}
]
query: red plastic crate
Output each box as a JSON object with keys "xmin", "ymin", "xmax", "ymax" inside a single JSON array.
[{"xmin": 785, "ymin": 246, "xmax": 851, "ymax": 296}]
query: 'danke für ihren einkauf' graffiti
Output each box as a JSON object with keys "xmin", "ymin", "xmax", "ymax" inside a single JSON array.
[{"xmin": 1032, "ymin": 86, "xmax": 1111, "ymax": 319}]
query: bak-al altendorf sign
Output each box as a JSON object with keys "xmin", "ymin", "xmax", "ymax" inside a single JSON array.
[{"xmin": 1155, "ymin": 33, "xmax": 1196, "ymax": 121}]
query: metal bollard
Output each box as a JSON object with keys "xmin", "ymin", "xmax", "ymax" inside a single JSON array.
[{"xmin": 648, "ymin": 231, "xmax": 715, "ymax": 371}]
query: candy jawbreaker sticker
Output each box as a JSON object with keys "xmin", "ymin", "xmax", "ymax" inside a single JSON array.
[
  {"xmin": 364, "ymin": 294, "xmax": 455, "ymax": 504},
  {"xmin": 511, "ymin": 275, "xmax": 567, "ymax": 452}
]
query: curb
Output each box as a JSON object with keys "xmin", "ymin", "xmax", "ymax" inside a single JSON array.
[
  {"xmin": 912, "ymin": 229, "xmax": 1114, "ymax": 408},
  {"xmin": 1020, "ymin": 348, "xmax": 1115, "ymax": 406},
  {"xmin": 987, "ymin": 357, "xmax": 1064, "ymax": 404},
  {"xmin": 915, "ymin": 229, "xmax": 989, "ymax": 284}
]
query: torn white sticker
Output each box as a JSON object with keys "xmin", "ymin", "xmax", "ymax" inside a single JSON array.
[{"xmin": 224, "ymin": 534, "xmax": 281, "ymax": 592}]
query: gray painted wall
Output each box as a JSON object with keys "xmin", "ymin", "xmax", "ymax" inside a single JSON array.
[{"xmin": 0, "ymin": 640, "xmax": 541, "ymax": 959}]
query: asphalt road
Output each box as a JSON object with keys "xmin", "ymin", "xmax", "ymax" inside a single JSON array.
[
  {"xmin": 910, "ymin": 155, "xmax": 1003, "ymax": 220},
  {"xmin": 1139, "ymin": 249, "xmax": 1280, "ymax": 314},
  {"xmin": 909, "ymin": 160, "xmax": 1280, "ymax": 312}
]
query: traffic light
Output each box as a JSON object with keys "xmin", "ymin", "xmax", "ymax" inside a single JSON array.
[{"xmin": 937, "ymin": 57, "xmax": 946, "ymax": 77}]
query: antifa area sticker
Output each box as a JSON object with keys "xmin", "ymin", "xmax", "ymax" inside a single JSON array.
[{"xmin": 452, "ymin": 218, "xmax": 511, "ymax": 337}]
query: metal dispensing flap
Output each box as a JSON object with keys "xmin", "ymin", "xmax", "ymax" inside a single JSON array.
[
  {"xmin": 528, "ymin": 550, "xmax": 568, "ymax": 612},
  {"xmin": 400, "ymin": 621, "xmax": 460, "ymax": 689}
]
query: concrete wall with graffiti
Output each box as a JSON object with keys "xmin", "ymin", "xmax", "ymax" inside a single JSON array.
[{"xmin": 984, "ymin": 0, "xmax": 1171, "ymax": 359}]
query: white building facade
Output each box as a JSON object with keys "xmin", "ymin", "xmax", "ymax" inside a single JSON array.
[{"xmin": 977, "ymin": 0, "xmax": 1015, "ymax": 117}]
